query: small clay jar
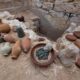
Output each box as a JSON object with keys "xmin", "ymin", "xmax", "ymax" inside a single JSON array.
[
  {"xmin": 73, "ymin": 31, "xmax": 80, "ymax": 38},
  {"xmin": 11, "ymin": 40, "xmax": 21, "ymax": 59},
  {"xmin": 75, "ymin": 57, "xmax": 80, "ymax": 68},
  {"xmin": 21, "ymin": 37, "xmax": 31, "ymax": 53},
  {"xmin": 74, "ymin": 39, "xmax": 80, "ymax": 48},
  {"xmin": 65, "ymin": 34, "xmax": 77, "ymax": 41},
  {"xmin": 0, "ymin": 19, "xmax": 11, "ymax": 33},
  {"xmin": 3, "ymin": 34, "xmax": 17, "ymax": 43}
]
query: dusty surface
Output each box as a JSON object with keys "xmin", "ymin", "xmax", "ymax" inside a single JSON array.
[{"xmin": 0, "ymin": 0, "xmax": 80, "ymax": 80}]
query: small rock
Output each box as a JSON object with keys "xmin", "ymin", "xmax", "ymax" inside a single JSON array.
[
  {"xmin": 0, "ymin": 42, "xmax": 12, "ymax": 56},
  {"xmin": 58, "ymin": 43, "xmax": 79, "ymax": 67},
  {"xmin": 16, "ymin": 27, "xmax": 25, "ymax": 38},
  {"xmin": 11, "ymin": 40, "xmax": 21, "ymax": 59}
]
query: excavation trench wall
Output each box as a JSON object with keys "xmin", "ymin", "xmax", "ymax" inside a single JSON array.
[{"xmin": 0, "ymin": 0, "xmax": 80, "ymax": 40}]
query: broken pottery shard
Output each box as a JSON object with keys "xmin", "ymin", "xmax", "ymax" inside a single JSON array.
[
  {"xmin": 74, "ymin": 39, "xmax": 80, "ymax": 48},
  {"xmin": 73, "ymin": 31, "xmax": 80, "ymax": 38},
  {"xmin": 0, "ymin": 42, "xmax": 12, "ymax": 56},
  {"xmin": 16, "ymin": 16, "xmax": 25, "ymax": 22},
  {"xmin": 21, "ymin": 37, "xmax": 31, "ymax": 53},
  {"xmin": 3, "ymin": 34, "xmax": 17, "ymax": 43},
  {"xmin": 0, "ymin": 21, "xmax": 10, "ymax": 33},
  {"xmin": 75, "ymin": 56, "xmax": 80, "ymax": 68},
  {"xmin": 11, "ymin": 40, "xmax": 21, "ymax": 59},
  {"xmin": 58, "ymin": 43, "xmax": 79, "ymax": 67},
  {"xmin": 16, "ymin": 27, "xmax": 25, "ymax": 38},
  {"xmin": 65, "ymin": 34, "xmax": 77, "ymax": 41}
]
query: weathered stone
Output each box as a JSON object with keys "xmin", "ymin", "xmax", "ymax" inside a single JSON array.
[
  {"xmin": 0, "ymin": 22, "xmax": 11, "ymax": 33},
  {"xmin": 42, "ymin": 2, "xmax": 53, "ymax": 10},
  {"xmin": 0, "ymin": 42, "xmax": 12, "ymax": 56},
  {"xmin": 54, "ymin": 0, "xmax": 80, "ymax": 14},
  {"xmin": 58, "ymin": 43, "xmax": 79, "ymax": 67}
]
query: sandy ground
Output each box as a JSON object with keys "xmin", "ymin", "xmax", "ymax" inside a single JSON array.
[{"xmin": 0, "ymin": 10, "xmax": 80, "ymax": 80}]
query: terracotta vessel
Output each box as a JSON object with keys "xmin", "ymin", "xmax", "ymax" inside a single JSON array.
[
  {"xmin": 73, "ymin": 31, "xmax": 80, "ymax": 38},
  {"xmin": 75, "ymin": 57, "xmax": 80, "ymax": 68},
  {"xmin": 74, "ymin": 39, "xmax": 80, "ymax": 48},
  {"xmin": 0, "ymin": 20, "xmax": 10, "ymax": 33},
  {"xmin": 65, "ymin": 34, "xmax": 77, "ymax": 41},
  {"xmin": 3, "ymin": 34, "xmax": 17, "ymax": 43},
  {"xmin": 11, "ymin": 40, "xmax": 21, "ymax": 59},
  {"xmin": 31, "ymin": 43, "xmax": 55, "ymax": 67},
  {"xmin": 21, "ymin": 37, "xmax": 31, "ymax": 53}
]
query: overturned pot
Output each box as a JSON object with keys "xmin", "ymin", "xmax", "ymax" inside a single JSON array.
[{"xmin": 31, "ymin": 43, "xmax": 55, "ymax": 67}]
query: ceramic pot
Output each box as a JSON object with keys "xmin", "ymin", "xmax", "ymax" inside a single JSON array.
[
  {"xmin": 11, "ymin": 40, "xmax": 21, "ymax": 59},
  {"xmin": 74, "ymin": 39, "xmax": 80, "ymax": 48},
  {"xmin": 3, "ymin": 34, "xmax": 17, "ymax": 43},
  {"xmin": 0, "ymin": 20, "xmax": 10, "ymax": 33},
  {"xmin": 31, "ymin": 43, "xmax": 55, "ymax": 67},
  {"xmin": 65, "ymin": 34, "xmax": 77, "ymax": 41},
  {"xmin": 21, "ymin": 37, "xmax": 31, "ymax": 53},
  {"xmin": 75, "ymin": 57, "xmax": 80, "ymax": 68},
  {"xmin": 73, "ymin": 31, "xmax": 80, "ymax": 38}
]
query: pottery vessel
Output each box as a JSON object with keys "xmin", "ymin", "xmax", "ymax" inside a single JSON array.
[
  {"xmin": 0, "ymin": 20, "xmax": 10, "ymax": 33},
  {"xmin": 31, "ymin": 43, "xmax": 55, "ymax": 67},
  {"xmin": 11, "ymin": 40, "xmax": 21, "ymax": 59},
  {"xmin": 65, "ymin": 34, "xmax": 77, "ymax": 41},
  {"xmin": 21, "ymin": 37, "xmax": 31, "ymax": 53},
  {"xmin": 73, "ymin": 31, "xmax": 80, "ymax": 38},
  {"xmin": 3, "ymin": 34, "xmax": 17, "ymax": 43}
]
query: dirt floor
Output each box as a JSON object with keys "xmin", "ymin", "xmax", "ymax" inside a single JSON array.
[{"xmin": 0, "ymin": 10, "xmax": 80, "ymax": 80}]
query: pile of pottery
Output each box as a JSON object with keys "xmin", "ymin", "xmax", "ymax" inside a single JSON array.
[{"xmin": 0, "ymin": 17, "xmax": 31, "ymax": 59}]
